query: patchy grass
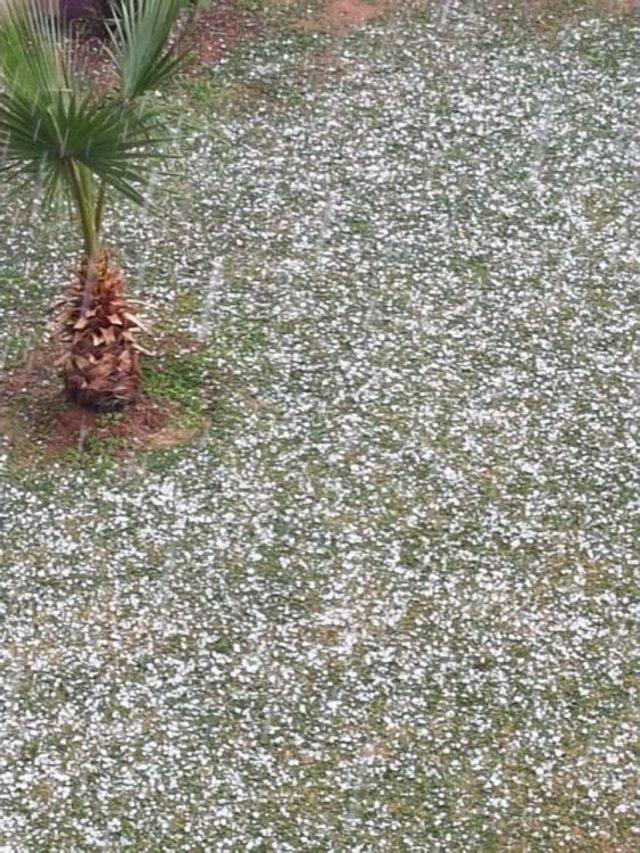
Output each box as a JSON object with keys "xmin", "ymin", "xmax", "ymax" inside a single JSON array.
[{"xmin": 0, "ymin": 0, "xmax": 638, "ymax": 849}]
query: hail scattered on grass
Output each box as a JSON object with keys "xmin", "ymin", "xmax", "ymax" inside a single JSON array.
[{"xmin": 0, "ymin": 1, "xmax": 638, "ymax": 848}]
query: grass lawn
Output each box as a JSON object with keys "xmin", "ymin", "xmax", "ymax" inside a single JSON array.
[{"xmin": 0, "ymin": 1, "xmax": 638, "ymax": 848}]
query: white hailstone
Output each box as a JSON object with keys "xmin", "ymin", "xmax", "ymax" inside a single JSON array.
[{"xmin": 0, "ymin": 2, "xmax": 637, "ymax": 849}]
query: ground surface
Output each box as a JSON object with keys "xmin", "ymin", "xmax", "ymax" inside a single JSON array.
[{"xmin": 0, "ymin": 0, "xmax": 638, "ymax": 849}]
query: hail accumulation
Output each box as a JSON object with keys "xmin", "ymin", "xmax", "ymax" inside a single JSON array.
[{"xmin": 0, "ymin": 2, "xmax": 638, "ymax": 849}]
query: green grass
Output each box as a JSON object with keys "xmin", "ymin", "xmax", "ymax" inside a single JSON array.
[
  {"xmin": 0, "ymin": 1, "xmax": 638, "ymax": 849},
  {"xmin": 142, "ymin": 351, "xmax": 207, "ymax": 413}
]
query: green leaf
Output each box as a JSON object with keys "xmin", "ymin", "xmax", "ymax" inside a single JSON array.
[
  {"xmin": 0, "ymin": 0, "xmax": 68, "ymax": 98},
  {"xmin": 0, "ymin": 0, "xmax": 177, "ymax": 251},
  {"xmin": 0, "ymin": 89, "xmax": 169, "ymax": 207},
  {"xmin": 109, "ymin": 0, "xmax": 187, "ymax": 101}
]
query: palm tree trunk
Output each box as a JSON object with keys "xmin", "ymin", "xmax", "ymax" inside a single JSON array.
[
  {"xmin": 66, "ymin": 159, "xmax": 99, "ymax": 259},
  {"xmin": 56, "ymin": 251, "xmax": 144, "ymax": 410}
]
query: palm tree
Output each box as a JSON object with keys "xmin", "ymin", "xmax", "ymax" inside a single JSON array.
[{"xmin": 0, "ymin": 0, "xmax": 186, "ymax": 410}]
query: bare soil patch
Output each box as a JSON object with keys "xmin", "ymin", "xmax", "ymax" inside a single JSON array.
[
  {"xmin": 181, "ymin": 1, "xmax": 261, "ymax": 69},
  {"xmin": 297, "ymin": 0, "xmax": 386, "ymax": 33},
  {"xmin": 295, "ymin": 0, "xmax": 432, "ymax": 36},
  {"xmin": 0, "ymin": 347, "xmax": 199, "ymax": 464},
  {"xmin": 71, "ymin": 35, "xmax": 117, "ymax": 89}
]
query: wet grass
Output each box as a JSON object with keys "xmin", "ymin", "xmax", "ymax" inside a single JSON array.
[{"xmin": 0, "ymin": 1, "xmax": 638, "ymax": 849}]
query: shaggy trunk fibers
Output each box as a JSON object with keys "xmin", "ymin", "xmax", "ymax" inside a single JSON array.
[{"xmin": 55, "ymin": 251, "xmax": 146, "ymax": 410}]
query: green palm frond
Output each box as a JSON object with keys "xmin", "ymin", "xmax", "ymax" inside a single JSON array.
[
  {"xmin": 0, "ymin": 0, "xmax": 179, "ymax": 256},
  {"xmin": 109, "ymin": 0, "xmax": 187, "ymax": 101},
  {"xmin": 0, "ymin": 0, "xmax": 68, "ymax": 99},
  {"xmin": 0, "ymin": 89, "xmax": 167, "ymax": 206}
]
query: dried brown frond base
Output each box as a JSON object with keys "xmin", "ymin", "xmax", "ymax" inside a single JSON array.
[
  {"xmin": 54, "ymin": 252, "xmax": 147, "ymax": 411},
  {"xmin": 0, "ymin": 348, "xmax": 201, "ymax": 466}
]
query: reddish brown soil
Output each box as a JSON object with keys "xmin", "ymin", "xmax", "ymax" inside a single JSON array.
[
  {"xmin": 322, "ymin": 0, "xmax": 382, "ymax": 29},
  {"xmin": 46, "ymin": 395, "xmax": 170, "ymax": 456},
  {"xmin": 0, "ymin": 347, "xmax": 196, "ymax": 462},
  {"xmin": 297, "ymin": 0, "xmax": 387, "ymax": 33},
  {"xmin": 295, "ymin": 0, "xmax": 437, "ymax": 35},
  {"xmin": 182, "ymin": 1, "xmax": 261, "ymax": 69},
  {"xmin": 71, "ymin": 35, "xmax": 117, "ymax": 89}
]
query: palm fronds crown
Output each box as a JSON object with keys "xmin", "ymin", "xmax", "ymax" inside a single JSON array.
[{"xmin": 0, "ymin": 0, "xmax": 186, "ymax": 256}]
